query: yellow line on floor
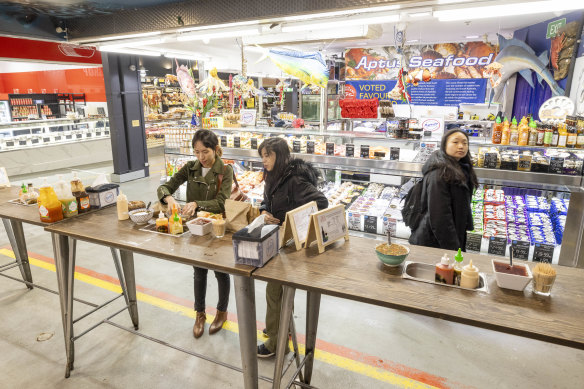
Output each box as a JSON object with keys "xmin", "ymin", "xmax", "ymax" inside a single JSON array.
[{"xmin": 0, "ymin": 250, "xmax": 438, "ymax": 389}]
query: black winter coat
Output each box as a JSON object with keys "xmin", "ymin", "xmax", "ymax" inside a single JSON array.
[
  {"xmin": 260, "ymin": 159, "xmax": 329, "ymax": 225},
  {"xmin": 408, "ymin": 151, "xmax": 474, "ymax": 251}
]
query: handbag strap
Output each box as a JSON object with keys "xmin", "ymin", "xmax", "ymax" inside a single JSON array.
[{"xmin": 216, "ymin": 165, "xmax": 243, "ymax": 197}]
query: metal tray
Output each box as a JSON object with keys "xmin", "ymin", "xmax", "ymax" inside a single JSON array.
[
  {"xmin": 138, "ymin": 223, "xmax": 190, "ymax": 238},
  {"xmin": 402, "ymin": 261, "xmax": 488, "ymax": 293}
]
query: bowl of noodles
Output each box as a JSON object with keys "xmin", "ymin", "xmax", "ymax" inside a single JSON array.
[{"xmin": 375, "ymin": 243, "xmax": 410, "ymax": 267}]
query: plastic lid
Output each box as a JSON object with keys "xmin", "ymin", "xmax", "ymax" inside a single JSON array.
[
  {"xmin": 158, "ymin": 211, "xmax": 165, "ymax": 219},
  {"xmin": 504, "ymin": 116, "xmax": 508, "ymax": 122},
  {"xmin": 454, "ymin": 248, "xmax": 463, "ymax": 263},
  {"xmin": 512, "ymin": 117, "xmax": 517, "ymax": 125},
  {"xmin": 529, "ymin": 119, "xmax": 536, "ymax": 128},
  {"xmin": 40, "ymin": 178, "xmax": 50, "ymax": 188},
  {"xmin": 463, "ymin": 259, "xmax": 478, "ymax": 273},
  {"xmin": 117, "ymin": 190, "xmax": 127, "ymax": 200},
  {"xmin": 496, "ymin": 116, "xmax": 501, "ymax": 123},
  {"xmin": 441, "ymin": 254, "xmax": 450, "ymax": 265}
]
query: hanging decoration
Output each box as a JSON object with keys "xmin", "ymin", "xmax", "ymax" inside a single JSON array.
[
  {"xmin": 258, "ymin": 47, "xmax": 329, "ymax": 88},
  {"xmin": 198, "ymin": 67, "xmax": 229, "ymax": 95}
]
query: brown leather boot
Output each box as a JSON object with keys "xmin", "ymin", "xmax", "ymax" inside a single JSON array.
[
  {"xmin": 208, "ymin": 311, "xmax": 228, "ymax": 335},
  {"xmin": 193, "ymin": 311, "xmax": 206, "ymax": 338}
]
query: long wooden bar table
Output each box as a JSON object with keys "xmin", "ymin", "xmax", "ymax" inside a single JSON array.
[
  {"xmin": 44, "ymin": 206, "xmax": 261, "ymax": 386},
  {"xmin": 252, "ymin": 236, "xmax": 584, "ymax": 388}
]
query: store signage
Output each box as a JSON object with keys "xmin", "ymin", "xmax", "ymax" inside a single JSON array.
[
  {"xmin": 364, "ymin": 215, "xmax": 378, "ymax": 234},
  {"xmin": 305, "ymin": 204, "xmax": 349, "ymax": 254},
  {"xmin": 511, "ymin": 240, "xmax": 530, "ymax": 260},
  {"xmin": 76, "ymin": 134, "xmax": 82, "ymax": 139},
  {"xmin": 19, "ymin": 140, "xmax": 26, "ymax": 146},
  {"xmin": 132, "ymin": 120, "xmax": 140, "ymax": 127},
  {"xmin": 360, "ymin": 145, "xmax": 370, "ymax": 158},
  {"xmin": 307, "ymin": 141, "xmax": 315, "ymax": 154},
  {"xmin": 488, "ymin": 236, "xmax": 507, "ymax": 256},
  {"xmin": 533, "ymin": 243, "xmax": 555, "ymax": 262},
  {"xmin": 421, "ymin": 117, "xmax": 444, "ymax": 141},
  {"xmin": 293, "ymin": 140, "xmax": 301, "ymax": 153},
  {"xmin": 31, "ymin": 138, "xmax": 39, "ymax": 144},
  {"xmin": 390, "ymin": 147, "xmax": 400, "ymax": 161},
  {"xmin": 484, "ymin": 153, "xmax": 499, "ymax": 169},
  {"xmin": 345, "ymin": 144, "xmax": 355, "ymax": 157},
  {"xmin": 251, "ymin": 138, "xmax": 258, "ymax": 149},
  {"xmin": 326, "ymin": 142, "xmax": 334, "ymax": 156},
  {"xmin": 549, "ymin": 157, "xmax": 564, "ymax": 174},
  {"xmin": 466, "ymin": 232, "xmax": 482, "ymax": 252},
  {"xmin": 234, "ymin": 136, "xmax": 240, "ymax": 148},
  {"xmin": 240, "ymin": 109, "xmax": 257, "ymax": 126},
  {"xmin": 546, "ymin": 18, "xmax": 566, "ymax": 39}
]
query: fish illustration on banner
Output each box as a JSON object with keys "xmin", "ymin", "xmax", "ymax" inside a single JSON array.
[
  {"xmin": 258, "ymin": 47, "xmax": 329, "ymax": 88},
  {"xmin": 485, "ymin": 34, "xmax": 564, "ymax": 103}
]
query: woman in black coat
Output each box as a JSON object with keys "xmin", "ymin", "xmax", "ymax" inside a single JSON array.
[
  {"xmin": 409, "ymin": 128, "xmax": 478, "ymax": 251},
  {"xmin": 256, "ymin": 137, "xmax": 328, "ymax": 358}
]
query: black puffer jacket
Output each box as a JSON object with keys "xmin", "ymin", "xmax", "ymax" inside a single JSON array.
[
  {"xmin": 408, "ymin": 151, "xmax": 474, "ymax": 251},
  {"xmin": 260, "ymin": 159, "xmax": 329, "ymax": 224}
]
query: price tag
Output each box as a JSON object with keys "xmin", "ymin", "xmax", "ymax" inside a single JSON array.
[
  {"xmin": 6, "ymin": 141, "xmax": 14, "ymax": 147},
  {"xmin": 293, "ymin": 140, "xmax": 301, "ymax": 153},
  {"xmin": 105, "ymin": 131, "xmax": 110, "ymax": 136},
  {"xmin": 95, "ymin": 132, "xmax": 101, "ymax": 136},
  {"xmin": 533, "ymin": 243, "xmax": 555, "ymax": 262},
  {"xmin": 511, "ymin": 240, "xmax": 530, "ymax": 260},
  {"xmin": 549, "ymin": 157, "xmax": 564, "ymax": 174},
  {"xmin": 76, "ymin": 134, "xmax": 83, "ymax": 139},
  {"xmin": 43, "ymin": 137, "xmax": 50, "ymax": 142},
  {"xmin": 234, "ymin": 136, "xmax": 240, "ymax": 148},
  {"xmin": 54, "ymin": 136, "xmax": 61, "ymax": 141},
  {"xmin": 19, "ymin": 140, "xmax": 27, "ymax": 146},
  {"xmin": 251, "ymin": 138, "xmax": 258, "ymax": 149},
  {"xmin": 360, "ymin": 145, "xmax": 370, "ymax": 158},
  {"xmin": 31, "ymin": 138, "xmax": 39, "ymax": 144},
  {"xmin": 345, "ymin": 143, "xmax": 355, "ymax": 157},
  {"xmin": 307, "ymin": 141, "xmax": 315, "ymax": 154},
  {"xmin": 364, "ymin": 215, "xmax": 378, "ymax": 234},
  {"xmin": 86, "ymin": 133, "xmax": 92, "ymax": 138},
  {"xmin": 66, "ymin": 135, "xmax": 73, "ymax": 139},
  {"xmin": 220, "ymin": 136, "xmax": 227, "ymax": 147},
  {"xmin": 390, "ymin": 147, "xmax": 400, "ymax": 161},
  {"xmin": 373, "ymin": 152, "xmax": 385, "ymax": 159},
  {"xmin": 518, "ymin": 155, "xmax": 532, "ymax": 171},
  {"xmin": 466, "ymin": 232, "xmax": 482, "ymax": 252},
  {"xmin": 326, "ymin": 142, "xmax": 335, "ymax": 156},
  {"xmin": 484, "ymin": 153, "xmax": 498, "ymax": 169},
  {"xmin": 488, "ymin": 236, "xmax": 507, "ymax": 256}
]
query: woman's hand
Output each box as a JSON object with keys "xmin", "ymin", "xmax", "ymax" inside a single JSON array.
[
  {"xmin": 165, "ymin": 196, "xmax": 180, "ymax": 213},
  {"xmin": 261, "ymin": 211, "xmax": 280, "ymax": 225},
  {"xmin": 181, "ymin": 202, "xmax": 198, "ymax": 218}
]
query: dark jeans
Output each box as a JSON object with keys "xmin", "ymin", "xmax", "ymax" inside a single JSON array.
[{"xmin": 193, "ymin": 266, "xmax": 230, "ymax": 313}]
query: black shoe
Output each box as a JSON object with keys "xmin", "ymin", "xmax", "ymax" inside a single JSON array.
[
  {"xmin": 262, "ymin": 328, "xmax": 268, "ymax": 337},
  {"xmin": 257, "ymin": 343, "xmax": 275, "ymax": 358}
]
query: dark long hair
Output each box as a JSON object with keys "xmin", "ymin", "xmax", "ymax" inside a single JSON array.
[
  {"xmin": 439, "ymin": 128, "xmax": 479, "ymax": 191},
  {"xmin": 258, "ymin": 137, "xmax": 291, "ymax": 189},
  {"xmin": 192, "ymin": 129, "xmax": 223, "ymax": 157}
]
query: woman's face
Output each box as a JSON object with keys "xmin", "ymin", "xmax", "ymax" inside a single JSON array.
[
  {"xmin": 194, "ymin": 141, "xmax": 216, "ymax": 168},
  {"xmin": 261, "ymin": 149, "xmax": 277, "ymax": 172},
  {"xmin": 445, "ymin": 132, "xmax": 469, "ymax": 160}
]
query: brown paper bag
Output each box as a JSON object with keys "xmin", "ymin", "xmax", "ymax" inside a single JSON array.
[
  {"xmin": 225, "ymin": 199, "xmax": 251, "ymax": 232},
  {"xmin": 247, "ymin": 205, "xmax": 260, "ymax": 224}
]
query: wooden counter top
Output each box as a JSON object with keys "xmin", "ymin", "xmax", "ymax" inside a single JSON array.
[
  {"xmin": 253, "ymin": 237, "xmax": 584, "ymax": 349},
  {"xmin": 0, "ymin": 186, "xmax": 21, "ymax": 205},
  {"xmin": 45, "ymin": 206, "xmax": 254, "ymax": 277}
]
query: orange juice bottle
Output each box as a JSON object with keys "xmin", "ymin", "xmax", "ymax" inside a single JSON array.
[{"xmin": 38, "ymin": 179, "xmax": 63, "ymax": 223}]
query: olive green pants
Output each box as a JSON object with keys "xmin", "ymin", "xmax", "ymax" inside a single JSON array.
[{"xmin": 264, "ymin": 281, "xmax": 291, "ymax": 353}]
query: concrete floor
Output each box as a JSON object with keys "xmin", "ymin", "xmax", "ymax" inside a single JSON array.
[{"xmin": 1, "ymin": 150, "xmax": 583, "ymax": 389}]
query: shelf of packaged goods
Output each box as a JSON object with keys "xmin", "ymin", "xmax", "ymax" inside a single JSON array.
[
  {"xmin": 474, "ymin": 168, "xmax": 582, "ymax": 191},
  {"xmin": 212, "ymin": 127, "xmax": 396, "ymax": 140},
  {"xmin": 0, "ymin": 118, "xmax": 108, "ymax": 129}
]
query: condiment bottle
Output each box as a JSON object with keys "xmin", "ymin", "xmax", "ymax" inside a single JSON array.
[
  {"xmin": 566, "ymin": 126, "xmax": 577, "ymax": 148},
  {"xmin": 117, "ymin": 191, "xmax": 129, "ymax": 220},
  {"xmin": 543, "ymin": 124, "xmax": 552, "ymax": 147},
  {"xmin": 557, "ymin": 124, "xmax": 568, "ymax": 147},
  {"xmin": 55, "ymin": 175, "xmax": 78, "ymax": 218},
  {"xmin": 535, "ymin": 121, "xmax": 545, "ymax": 146},
  {"xmin": 435, "ymin": 254, "xmax": 454, "ymax": 285},
  {"xmin": 156, "ymin": 212, "xmax": 169, "ymax": 233},
  {"xmin": 550, "ymin": 125, "xmax": 559, "ymax": 147},
  {"xmin": 518, "ymin": 117, "xmax": 529, "ymax": 146},
  {"xmin": 168, "ymin": 205, "xmax": 183, "ymax": 235},
  {"xmin": 576, "ymin": 120, "xmax": 584, "ymax": 149},
  {"xmin": 71, "ymin": 172, "xmax": 91, "ymax": 213},
  {"xmin": 19, "ymin": 183, "xmax": 27, "ymax": 202},
  {"xmin": 37, "ymin": 178, "xmax": 63, "ymax": 223},
  {"xmin": 491, "ymin": 116, "xmax": 502, "ymax": 144},
  {"xmin": 500, "ymin": 117, "xmax": 510, "ymax": 145},
  {"xmin": 460, "ymin": 259, "xmax": 480, "ymax": 289},
  {"xmin": 453, "ymin": 248, "xmax": 464, "ymax": 286},
  {"xmin": 527, "ymin": 119, "xmax": 537, "ymax": 146},
  {"xmin": 509, "ymin": 117, "xmax": 519, "ymax": 145}
]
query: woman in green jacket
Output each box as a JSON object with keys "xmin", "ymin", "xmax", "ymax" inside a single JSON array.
[{"xmin": 157, "ymin": 129, "xmax": 233, "ymax": 339}]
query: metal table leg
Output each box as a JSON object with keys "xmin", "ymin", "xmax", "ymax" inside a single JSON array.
[
  {"xmin": 119, "ymin": 249, "xmax": 139, "ymax": 330},
  {"xmin": 273, "ymin": 285, "xmax": 296, "ymax": 389},
  {"xmin": 303, "ymin": 291, "xmax": 321, "ymax": 385},
  {"xmin": 2, "ymin": 219, "xmax": 33, "ymax": 289},
  {"xmin": 234, "ymin": 275, "xmax": 258, "ymax": 389}
]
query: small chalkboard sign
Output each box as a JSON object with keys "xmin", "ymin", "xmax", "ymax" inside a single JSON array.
[
  {"xmin": 95, "ymin": 131, "xmax": 101, "ymax": 136},
  {"xmin": 484, "ymin": 153, "xmax": 498, "ymax": 169},
  {"xmin": 307, "ymin": 141, "xmax": 315, "ymax": 154},
  {"xmin": 549, "ymin": 157, "xmax": 564, "ymax": 174},
  {"xmin": 293, "ymin": 140, "xmax": 301, "ymax": 153},
  {"xmin": 220, "ymin": 136, "xmax": 227, "ymax": 147},
  {"xmin": 86, "ymin": 133, "xmax": 92, "ymax": 138},
  {"xmin": 518, "ymin": 155, "xmax": 532, "ymax": 171},
  {"xmin": 31, "ymin": 138, "xmax": 39, "ymax": 144},
  {"xmin": 345, "ymin": 144, "xmax": 355, "ymax": 157},
  {"xmin": 66, "ymin": 135, "xmax": 73, "ymax": 140},
  {"xmin": 364, "ymin": 215, "xmax": 378, "ymax": 234},
  {"xmin": 54, "ymin": 136, "xmax": 61, "ymax": 141},
  {"xmin": 511, "ymin": 240, "xmax": 530, "ymax": 260},
  {"xmin": 6, "ymin": 141, "xmax": 14, "ymax": 147},
  {"xmin": 234, "ymin": 136, "xmax": 240, "ymax": 148},
  {"xmin": 390, "ymin": 147, "xmax": 400, "ymax": 161},
  {"xmin": 105, "ymin": 130, "xmax": 110, "ymax": 136},
  {"xmin": 326, "ymin": 142, "xmax": 334, "ymax": 156},
  {"xmin": 360, "ymin": 145, "xmax": 370, "ymax": 158},
  {"xmin": 76, "ymin": 134, "xmax": 83, "ymax": 139},
  {"xmin": 466, "ymin": 232, "xmax": 482, "ymax": 252},
  {"xmin": 19, "ymin": 140, "xmax": 27, "ymax": 146},
  {"xmin": 43, "ymin": 137, "xmax": 50, "ymax": 143},
  {"xmin": 251, "ymin": 138, "xmax": 258, "ymax": 149},
  {"xmin": 488, "ymin": 236, "xmax": 507, "ymax": 256},
  {"xmin": 533, "ymin": 243, "xmax": 555, "ymax": 262}
]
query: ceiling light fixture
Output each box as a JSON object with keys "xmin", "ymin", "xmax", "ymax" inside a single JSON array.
[
  {"xmin": 406, "ymin": 39, "xmax": 420, "ymax": 43},
  {"xmin": 96, "ymin": 31, "xmax": 162, "ymax": 42},
  {"xmin": 282, "ymin": 4, "xmax": 400, "ymax": 21},
  {"xmin": 409, "ymin": 12, "xmax": 432, "ymax": 17},
  {"xmin": 99, "ymin": 47, "xmax": 162, "ymax": 57},
  {"xmin": 177, "ymin": 28, "xmax": 260, "ymax": 42},
  {"xmin": 435, "ymin": 0, "xmax": 584, "ymax": 21},
  {"xmin": 177, "ymin": 20, "xmax": 260, "ymax": 33},
  {"xmin": 437, "ymin": 0, "xmax": 468, "ymax": 4},
  {"xmin": 465, "ymin": 35, "xmax": 480, "ymax": 39},
  {"xmin": 282, "ymin": 14, "xmax": 399, "ymax": 32},
  {"xmin": 163, "ymin": 53, "xmax": 210, "ymax": 61},
  {"xmin": 99, "ymin": 38, "xmax": 164, "ymax": 50},
  {"xmin": 243, "ymin": 25, "xmax": 380, "ymax": 45}
]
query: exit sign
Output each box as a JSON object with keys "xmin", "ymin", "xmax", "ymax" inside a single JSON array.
[{"xmin": 547, "ymin": 18, "xmax": 566, "ymax": 39}]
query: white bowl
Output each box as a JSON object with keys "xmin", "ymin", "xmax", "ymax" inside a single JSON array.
[
  {"xmin": 186, "ymin": 217, "xmax": 213, "ymax": 235},
  {"xmin": 492, "ymin": 259, "xmax": 533, "ymax": 291},
  {"xmin": 129, "ymin": 208, "xmax": 154, "ymax": 225}
]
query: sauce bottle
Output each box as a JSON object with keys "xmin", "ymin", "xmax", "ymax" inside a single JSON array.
[
  {"xmin": 117, "ymin": 190, "xmax": 129, "ymax": 220},
  {"xmin": 500, "ymin": 117, "xmax": 511, "ymax": 145},
  {"xmin": 156, "ymin": 212, "xmax": 169, "ymax": 233},
  {"xmin": 557, "ymin": 124, "xmax": 568, "ymax": 148},
  {"xmin": 543, "ymin": 124, "xmax": 552, "ymax": 147},
  {"xmin": 576, "ymin": 120, "xmax": 584, "ymax": 148},
  {"xmin": 55, "ymin": 175, "xmax": 78, "ymax": 218},
  {"xmin": 491, "ymin": 117, "xmax": 502, "ymax": 144},
  {"xmin": 435, "ymin": 254, "xmax": 454, "ymax": 285},
  {"xmin": 518, "ymin": 117, "xmax": 529, "ymax": 146},
  {"xmin": 509, "ymin": 117, "xmax": 519, "ymax": 145},
  {"xmin": 550, "ymin": 125, "xmax": 559, "ymax": 147},
  {"xmin": 566, "ymin": 126, "xmax": 577, "ymax": 148},
  {"xmin": 460, "ymin": 259, "xmax": 480, "ymax": 289},
  {"xmin": 71, "ymin": 172, "xmax": 91, "ymax": 213},
  {"xmin": 168, "ymin": 205, "xmax": 183, "ymax": 235},
  {"xmin": 453, "ymin": 248, "xmax": 464, "ymax": 286},
  {"xmin": 19, "ymin": 183, "xmax": 27, "ymax": 202},
  {"xmin": 37, "ymin": 179, "xmax": 63, "ymax": 223},
  {"xmin": 535, "ymin": 121, "xmax": 545, "ymax": 146}
]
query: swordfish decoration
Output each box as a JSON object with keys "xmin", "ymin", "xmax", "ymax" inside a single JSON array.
[{"xmin": 484, "ymin": 34, "xmax": 564, "ymax": 104}]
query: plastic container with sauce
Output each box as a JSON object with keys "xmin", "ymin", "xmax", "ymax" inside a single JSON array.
[
  {"xmin": 491, "ymin": 117, "xmax": 502, "ymax": 144},
  {"xmin": 500, "ymin": 117, "xmax": 511, "ymax": 145},
  {"xmin": 509, "ymin": 117, "xmax": 519, "ymax": 145},
  {"xmin": 37, "ymin": 179, "xmax": 63, "ymax": 223},
  {"xmin": 460, "ymin": 259, "xmax": 480, "ymax": 289},
  {"xmin": 117, "ymin": 191, "xmax": 129, "ymax": 220},
  {"xmin": 55, "ymin": 175, "xmax": 78, "ymax": 218},
  {"xmin": 453, "ymin": 248, "xmax": 464, "ymax": 286},
  {"xmin": 168, "ymin": 205, "xmax": 183, "ymax": 235},
  {"xmin": 517, "ymin": 117, "xmax": 529, "ymax": 146},
  {"xmin": 435, "ymin": 254, "xmax": 454, "ymax": 285},
  {"xmin": 156, "ymin": 212, "xmax": 169, "ymax": 233},
  {"xmin": 71, "ymin": 172, "xmax": 91, "ymax": 214}
]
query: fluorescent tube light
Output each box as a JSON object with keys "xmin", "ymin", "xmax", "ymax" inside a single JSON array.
[
  {"xmin": 177, "ymin": 28, "xmax": 260, "ymax": 42},
  {"xmin": 282, "ymin": 4, "xmax": 400, "ymax": 21},
  {"xmin": 409, "ymin": 12, "xmax": 432, "ymax": 17},
  {"xmin": 406, "ymin": 39, "xmax": 419, "ymax": 43},
  {"xmin": 437, "ymin": 0, "xmax": 468, "ymax": 4},
  {"xmin": 99, "ymin": 47, "xmax": 161, "ymax": 57},
  {"xmin": 243, "ymin": 25, "xmax": 379, "ymax": 45},
  {"xmin": 164, "ymin": 53, "xmax": 211, "ymax": 61},
  {"xmin": 96, "ymin": 31, "xmax": 161, "ymax": 42},
  {"xmin": 435, "ymin": 0, "xmax": 584, "ymax": 21},
  {"xmin": 178, "ymin": 20, "xmax": 260, "ymax": 33},
  {"xmin": 99, "ymin": 38, "xmax": 164, "ymax": 50},
  {"xmin": 465, "ymin": 35, "xmax": 480, "ymax": 39},
  {"xmin": 282, "ymin": 14, "xmax": 399, "ymax": 32}
]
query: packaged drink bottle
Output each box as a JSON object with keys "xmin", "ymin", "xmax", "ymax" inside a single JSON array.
[
  {"xmin": 37, "ymin": 178, "xmax": 63, "ymax": 223},
  {"xmin": 54, "ymin": 175, "xmax": 78, "ymax": 218},
  {"xmin": 501, "ymin": 117, "xmax": 511, "ymax": 145},
  {"xmin": 491, "ymin": 116, "xmax": 502, "ymax": 144},
  {"xmin": 509, "ymin": 117, "xmax": 519, "ymax": 145}
]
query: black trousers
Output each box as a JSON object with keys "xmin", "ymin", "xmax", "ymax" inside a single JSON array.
[{"xmin": 193, "ymin": 266, "xmax": 230, "ymax": 312}]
